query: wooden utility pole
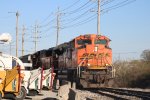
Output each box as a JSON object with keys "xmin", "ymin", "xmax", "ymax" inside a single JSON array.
[
  {"xmin": 34, "ymin": 23, "xmax": 37, "ymax": 52},
  {"xmin": 10, "ymin": 43, "xmax": 11, "ymax": 55},
  {"xmin": 22, "ymin": 25, "xmax": 25, "ymax": 56},
  {"xmin": 56, "ymin": 7, "xmax": 60, "ymax": 46},
  {"xmin": 56, "ymin": 7, "xmax": 64, "ymax": 46},
  {"xmin": 16, "ymin": 11, "xmax": 19, "ymax": 57},
  {"xmin": 97, "ymin": 0, "xmax": 101, "ymax": 35},
  {"xmin": 33, "ymin": 22, "xmax": 39, "ymax": 52}
]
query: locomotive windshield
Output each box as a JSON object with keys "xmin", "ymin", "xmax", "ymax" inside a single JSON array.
[
  {"xmin": 77, "ymin": 39, "xmax": 92, "ymax": 45},
  {"xmin": 95, "ymin": 39, "xmax": 107, "ymax": 44}
]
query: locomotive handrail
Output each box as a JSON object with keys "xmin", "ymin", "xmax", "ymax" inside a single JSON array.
[
  {"xmin": 77, "ymin": 53, "xmax": 91, "ymax": 77},
  {"xmin": 110, "ymin": 64, "xmax": 116, "ymax": 78},
  {"xmin": 105, "ymin": 57, "xmax": 116, "ymax": 78}
]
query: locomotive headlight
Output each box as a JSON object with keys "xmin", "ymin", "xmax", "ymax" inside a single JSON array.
[
  {"xmin": 94, "ymin": 46, "xmax": 98, "ymax": 52},
  {"xmin": 87, "ymin": 63, "xmax": 90, "ymax": 66}
]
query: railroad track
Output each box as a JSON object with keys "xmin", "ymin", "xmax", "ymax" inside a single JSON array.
[{"xmin": 83, "ymin": 88, "xmax": 150, "ymax": 100}]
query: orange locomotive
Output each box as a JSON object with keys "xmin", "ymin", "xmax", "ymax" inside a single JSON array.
[{"xmin": 55, "ymin": 34, "xmax": 113, "ymax": 88}]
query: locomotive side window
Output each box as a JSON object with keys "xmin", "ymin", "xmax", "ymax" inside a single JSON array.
[
  {"xmin": 77, "ymin": 39, "xmax": 92, "ymax": 45},
  {"xmin": 95, "ymin": 39, "xmax": 107, "ymax": 44}
]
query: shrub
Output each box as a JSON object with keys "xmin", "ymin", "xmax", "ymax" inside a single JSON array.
[{"xmin": 113, "ymin": 60, "xmax": 150, "ymax": 88}]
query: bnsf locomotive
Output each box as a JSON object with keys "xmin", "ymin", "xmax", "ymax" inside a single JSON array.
[{"xmin": 20, "ymin": 34, "xmax": 114, "ymax": 88}]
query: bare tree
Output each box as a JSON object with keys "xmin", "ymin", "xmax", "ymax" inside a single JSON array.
[{"xmin": 141, "ymin": 49, "xmax": 150, "ymax": 61}]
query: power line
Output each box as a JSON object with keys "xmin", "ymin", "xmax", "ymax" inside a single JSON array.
[
  {"xmin": 64, "ymin": 0, "xmax": 91, "ymax": 15},
  {"xmin": 102, "ymin": 0, "xmax": 136, "ymax": 12},
  {"xmin": 61, "ymin": 0, "xmax": 81, "ymax": 12},
  {"xmin": 36, "ymin": 0, "xmax": 107, "ymax": 34},
  {"xmin": 57, "ymin": 0, "xmax": 102, "ymax": 30},
  {"xmin": 40, "ymin": 26, "xmax": 55, "ymax": 34},
  {"xmin": 62, "ymin": 9, "xmax": 91, "ymax": 25},
  {"xmin": 0, "ymin": 15, "xmax": 13, "ymax": 19},
  {"xmin": 39, "ymin": 0, "xmax": 136, "ymax": 31},
  {"xmin": 60, "ymin": 1, "xmax": 98, "ymax": 27},
  {"xmin": 39, "ymin": 12, "xmax": 54, "ymax": 24},
  {"xmin": 62, "ymin": 5, "xmax": 96, "ymax": 23},
  {"xmin": 39, "ymin": 1, "xmax": 92, "ymax": 28},
  {"xmin": 38, "ymin": 0, "xmax": 82, "ymax": 30},
  {"xmin": 38, "ymin": 0, "xmax": 81, "ymax": 26},
  {"xmin": 39, "ymin": 18, "xmax": 56, "ymax": 28},
  {"xmin": 62, "ymin": 0, "xmax": 136, "ymax": 29},
  {"xmin": 63, "ymin": 14, "xmax": 96, "ymax": 29},
  {"xmin": 101, "ymin": 0, "xmax": 116, "ymax": 7}
]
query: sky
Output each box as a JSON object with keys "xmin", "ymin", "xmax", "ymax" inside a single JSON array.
[{"xmin": 0, "ymin": 0, "xmax": 150, "ymax": 61}]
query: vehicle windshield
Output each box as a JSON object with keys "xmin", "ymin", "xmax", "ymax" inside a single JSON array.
[
  {"xmin": 25, "ymin": 66, "xmax": 32, "ymax": 70},
  {"xmin": 95, "ymin": 39, "xmax": 107, "ymax": 44},
  {"xmin": 77, "ymin": 39, "xmax": 92, "ymax": 45},
  {"xmin": 0, "ymin": 60, "xmax": 4, "ymax": 68},
  {"xmin": 12, "ymin": 59, "xmax": 17, "ymax": 68}
]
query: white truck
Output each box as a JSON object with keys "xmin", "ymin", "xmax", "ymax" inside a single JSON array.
[{"xmin": 0, "ymin": 53, "xmax": 27, "ymax": 99}]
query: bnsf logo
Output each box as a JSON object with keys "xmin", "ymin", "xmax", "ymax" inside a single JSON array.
[{"xmin": 80, "ymin": 53, "xmax": 110, "ymax": 59}]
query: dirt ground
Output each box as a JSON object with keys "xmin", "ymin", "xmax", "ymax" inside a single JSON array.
[
  {"xmin": 25, "ymin": 90, "xmax": 58, "ymax": 100},
  {"xmin": 3, "ymin": 90, "xmax": 58, "ymax": 100}
]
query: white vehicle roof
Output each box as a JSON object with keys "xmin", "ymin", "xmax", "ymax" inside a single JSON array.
[
  {"xmin": 0, "ymin": 52, "xmax": 25, "ymax": 70},
  {"xmin": 23, "ymin": 63, "xmax": 32, "ymax": 67}
]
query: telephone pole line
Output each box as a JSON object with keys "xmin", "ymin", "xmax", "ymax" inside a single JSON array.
[
  {"xmin": 16, "ymin": 11, "xmax": 19, "ymax": 57},
  {"xmin": 97, "ymin": 0, "xmax": 101, "ymax": 35},
  {"xmin": 22, "ymin": 25, "xmax": 25, "ymax": 56}
]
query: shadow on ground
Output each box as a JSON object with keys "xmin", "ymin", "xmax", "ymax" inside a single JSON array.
[
  {"xmin": 42, "ymin": 97, "xmax": 58, "ymax": 100},
  {"xmin": 25, "ymin": 97, "xmax": 32, "ymax": 99}
]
